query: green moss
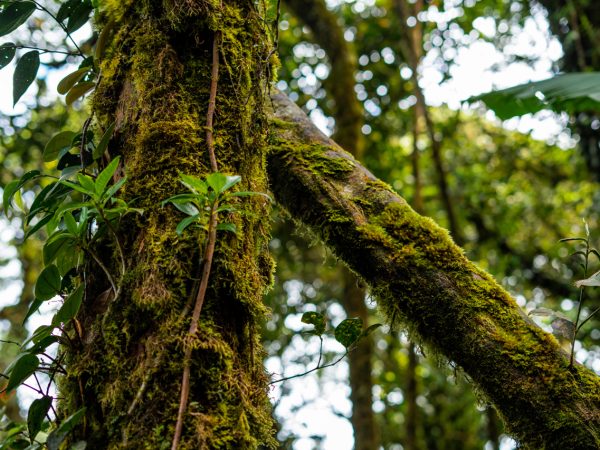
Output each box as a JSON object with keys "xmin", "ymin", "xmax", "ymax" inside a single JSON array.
[{"xmin": 58, "ymin": 1, "xmax": 279, "ymax": 449}]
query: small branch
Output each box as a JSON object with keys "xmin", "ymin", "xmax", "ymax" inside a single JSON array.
[
  {"xmin": 4, "ymin": 44, "xmax": 79, "ymax": 56},
  {"xmin": 94, "ymin": 202, "xmax": 127, "ymax": 279},
  {"xmin": 576, "ymin": 305, "xmax": 600, "ymax": 332},
  {"xmin": 80, "ymin": 116, "xmax": 92, "ymax": 169},
  {"xmin": 0, "ymin": 339, "xmax": 20, "ymax": 346},
  {"xmin": 269, "ymin": 348, "xmax": 350, "ymax": 385},
  {"xmin": 570, "ymin": 241, "xmax": 589, "ymax": 368},
  {"xmin": 206, "ymin": 31, "xmax": 221, "ymax": 173},
  {"xmin": 171, "ymin": 30, "xmax": 223, "ymax": 450},
  {"xmin": 82, "ymin": 245, "xmax": 118, "ymax": 296}
]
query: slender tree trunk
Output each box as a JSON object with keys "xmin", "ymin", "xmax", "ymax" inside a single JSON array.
[
  {"xmin": 61, "ymin": 2, "xmax": 277, "ymax": 448},
  {"xmin": 283, "ymin": 3, "xmax": 380, "ymax": 448}
]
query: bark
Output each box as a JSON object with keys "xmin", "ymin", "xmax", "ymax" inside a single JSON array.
[
  {"xmin": 267, "ymin": 91, "xmax": 600, "ymax": 449},
  {"xmin": 61, "ymin": 2, "xmax": 277, "ymax": 448}
]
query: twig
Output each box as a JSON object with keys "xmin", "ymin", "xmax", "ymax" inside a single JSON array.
[
  {"xmin": 171, "ymin": 32, "xmax": 221, "ymax": 450},
  {"xmin": 4, "ymin": 44, "xmax": 79, "ymax": 56},
  {"xmin": 570, "ymin": 240, "xmax": 589, "ymax": 368},
  {"xmin": 31, "ymin": 0, "xmax": 84, "ymax": 57},
  {"xmin": 269, "ymin": 349, "xmax": 350, "ymax": 385},
  {"xmin": 82, "ymin": 245, "xmax": 118, "ymax": 296}
]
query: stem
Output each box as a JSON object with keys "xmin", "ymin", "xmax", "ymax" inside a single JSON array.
[
  {"xmin": 31, "ymin": 0, "xmax": 84, "ymax": 57},
  {"xmin": 269, "ymin": 348, "xmax": 350, "ymax": 385},
  {"xmin": 82, "ymin": 245, "xmax": 117, "ymax": 296},
  {"xmin": 206, "ymin": 32, "xmax": 221, "ymax": 173},
  {"xmin": 4, "ymin": 44, "xmax": 79, "ymax": 56},
  {"xmin": 570, "ymin": 242, "xmax": 589, "ymax": 368},
  {"xmin": 171, "ymin": 31, "xmax": 222, "ymax": 450},
  {"xmin": 171, "ymin": 204, "xmax": 219, "ymax": 450},
  {"xmin": 94, "ymin": 202, "xmax": 126, "ymax": 278},
  {"xmin": 576, "ymin": 305, "xmax": 600, "ymax": 332}
]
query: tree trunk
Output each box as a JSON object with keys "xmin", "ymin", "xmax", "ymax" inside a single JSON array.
[
  {"xmin": 62, "ymin": 2, "xmax": 277, "ymax": 448},
  {"xmin": 267, "ymin": 91, "xmax": 600, "ymax": 449}
]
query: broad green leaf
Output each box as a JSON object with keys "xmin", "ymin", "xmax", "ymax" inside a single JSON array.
[
  {"xmin": 206, "ymin": 172, "xmax": 228, "ymax": 194},
  {"xmin": 0, "ymin": 1, "xmax": 36, "ymax": 37},
  {"xmin": 65, "ymin": 81, "xmax": 95, "ymax": 106},
  {"xmin": 220, "ymin": 175, "xmax": 242, "ymax": 193},
  {"xmin": 60, "ymin": 179, "xmax": 92, "ymax": 196},
  {"xmin": 3, "ymin": 169, "xmax": 40, "ymax": 214},
  {"xmin": 43, "ymin": 232, "xmax": 78, "ymax": 271},
  {"xmin": 301, "ymin": 311, "xmax": 326, "ymax": 335},
  {"xmin": 28, "ymin": 396, "xmax": 52, "ymax": 442},
  {"xmin": 66, "ymin": 0, "xmax": 92, "ymax": 33},
  {"xmin": 228, "ymin": 191, "xmax": 272, "ymax": 202},
  {"xmin": 0, "ymin": 42, "xmax": 15, "ymax": 69},
  {"xmin": 56, "ymin": 0, "xmax": 79, "ymax": 21},
  {"xmin": 216, "ymin": 222, "xmax": 237, "ymax": 234},
  {"xmin": 469, "ymin": 72, "xmax": 600, "ymax": 119},
  {"xmin": 334, "ymin": 317, "xmax": 363, "ymax": 348},
  {"xmin": 34, "ymin": 265, "xmax": 61, "ymax": 300},
  {"xmin": 13, "ymin": 50, "xmax": 39, "ymax": 106},
  {"xmin": 77, "ymin": 174, "xmax": 96, "ymax": 195},
  {"xmin": 53, "ymin": 284, "xmax": 84, "ymax": 324},
  {"xmin": 57, "ymin": 68, "xmax": 90, "ymax": 95},
  {"xmin": 95, "ymin": 156, "xmax": 120, "ymax": 196},
  {"xmin": 27, "ymin": 335, "xmax": 59, "ymax": 354},
  {"xmin": 93, "ymin": 122, "xmax": 115, "ymax": 160},
  {"xmin": 176, "ymin": 214, "xmax": 199, "ymax": 235},
  {"xmin": 551, "ymin": 317, "xmax": 576, "ymax": 341},
  {"xmin": 23, "ymin": 297, "xmax": 44, "ymax": 323},
  {"xmin": 575, "ymin": 269, "xmax": 600, "ymax": 288},
  {"xmin": 101, "ymin": 176, "xmax": 127, "ymax": 202},
  {"xmin": 44, "ymin": 131, "xmax": 77, "ymax": 162},
  {"xmin": 95, "ymin": 20, "xmax": 115, "ymax": 61},
  {"xmin": 63, "ymin": 211, "xmax": 79, "ymax": 235},
  {"xmin": 21, "ymin": 325, "xmax": 54, "ymax": 348},
  {"xmin": 6, "ymin": 353, "xmax": 39, "ymax": 392},
  {"xmin": 46, "ymin": 408, "xmax": 86, "ymax": 450},
  {"xmin": 172, "ymin": 201, "xmax": 199, "ymax": 216},
  {"xmin": 161, "ymin": 193, "xmax": 198, "ymax": 207},
  {"xmin": 179, "ymin": 174, "xmax": 207, "ymax": 195}
]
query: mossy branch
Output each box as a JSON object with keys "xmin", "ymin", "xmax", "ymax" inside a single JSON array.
[{"xmin": 266, "ymin": 91, "xmax": 600, "ymax": 450}]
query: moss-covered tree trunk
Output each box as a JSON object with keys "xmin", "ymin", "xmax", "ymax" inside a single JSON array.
[
  {"xmin": 61, "ymin": 1, "xmax": 277, "ymax": 448},
  {"xmin": 267, "ymin": 92, "xmax": 600, "ymax": 449}
]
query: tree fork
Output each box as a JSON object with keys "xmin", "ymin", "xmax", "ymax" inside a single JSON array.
[{"xmin": 267, "ymin": 91, "xmax": 600, "ymax": 449}]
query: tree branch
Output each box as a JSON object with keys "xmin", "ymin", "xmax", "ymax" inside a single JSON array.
[{"xmin": 266, "ymin": 91, "xmax": 600, "ymax": 450}]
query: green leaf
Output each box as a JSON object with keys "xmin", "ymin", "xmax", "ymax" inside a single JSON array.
[
  {"xmin": 71, "ymin": 441, "xmax": 87, "ymax": 450},
  {"xmin": 221, "ymin": 175, "xmax": 242, "ymax": 193},
  {"xmin": 6, "ymin": 353, "xmax": 39, "ymax": 392},
  {"xmin": 63, "ymin": 211, "xmax": 79, "ymax": 235},
  {"xmin": 301, "ymin": 311, "xmax": 326, "ymax": 335},
  {"xmin": 559, "ymin": 237, "xmax": 587, "ymax": 243},
  {"xmin": 57, "ymin": 68, "xmax": 91, "ymax": 95},
  {"xmin": 77, "ymin": 174, "xmax": 96, "ymax": 195},
  {"xmin": 206, "ymin": 172, "xmax": 228, "ymax": 194},
  {"xmin": 44, "ymin": 131, "xmax": 77, "ymax": 162},
  {"xmin": 0, "ymin": 42, "xmax": 15, "ymax": 69},
  {"xmin": 34, "ymin": 265, "xmax": 61, "ymax": 301},
  {"xmin": 0, "ymin": 1, "xmax": 36, "ymax": 37},
  {"xmin": 528, "ymin": 307, "xmax": 556, "ymax": 317},
  {"xmin": 95, "ymin": 156, "xmax": 120, "ymax": 196},
  {"xmin": 21, "ymin": 325, "xmax": 54, "ymax": 348},
  {"xmin": 175, "ymin": 214, "xmax": 199, "ymax": 235},
  {"xmin": 53, "ymin": 284, "xmax": 84, "ymax": 324},
  {"xmin": 13, "ymin": 50, "xmax": 39, "ymax": 106},
  {"xmin": 551, "ymin": 317, "xmax": 576, "ymax": 341},
  {"xmin": 66, "ymin": 0, "xmax": 92, "ymax": 33},
  {"xmin": 228, "ymin": 191, "xmax": 272, "ymax": 202},
  {"xmin": 334, "ymin": 317, "xmax": 363, "ymax": 348},
  {"xmin": 172, "ymin": 201, "xmax": 199, "ymax": 216},
  {"xmin": 101, "ymin": 176, "xmax": 127, "ymax": 202},
  {"xmin": 216, "ymin": 222, "xmax": 237, "ymax": 234},
  {"xmin": 43, "ymin": 232, "xmax": 78, "ymax": 271},
  {"xmin": 179, "ymin": 174, "xmax": 207, "ymax": 195},
  {"xmin": 95, "ymin": 20, "xmax": 115, "ymax": 61},
  {"xmin": 575, "ymin": 269, "xmax": 600, "ymax": 288},
  {"xmin": 27, "ymin": 335, "xmax": 59, "ymax": 354},
  {"xmin": 23, "ymin": 297, "xmax": 44, "ymax": 324},
  {"xmin": 93, "ymin": 122, "xmax": 115, "ymax": 160},
  {"xmin": 65, "ymin": 81, "xmax": 95, "ymax": 106},
  {"xmin": 469, "ymin": 72, "xmax": 600, "ymax": 119},
  {"xmin": 56, "ymin": 0, "xmax": 79, "ymax": 21},
  {"xmin": 28, "ymin": 396, "xmax": 52, "ymax": 442},
  {"xmin": 46, "ymin": 408, "xmax": 86, "ymax": 450},
  {"xmin": 361, "ymin": 323, "xmax": 382, "ymax": 337},
  {"xmin": 2, "ymin": 169, "xmax": 40, "ymax": 214}
]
